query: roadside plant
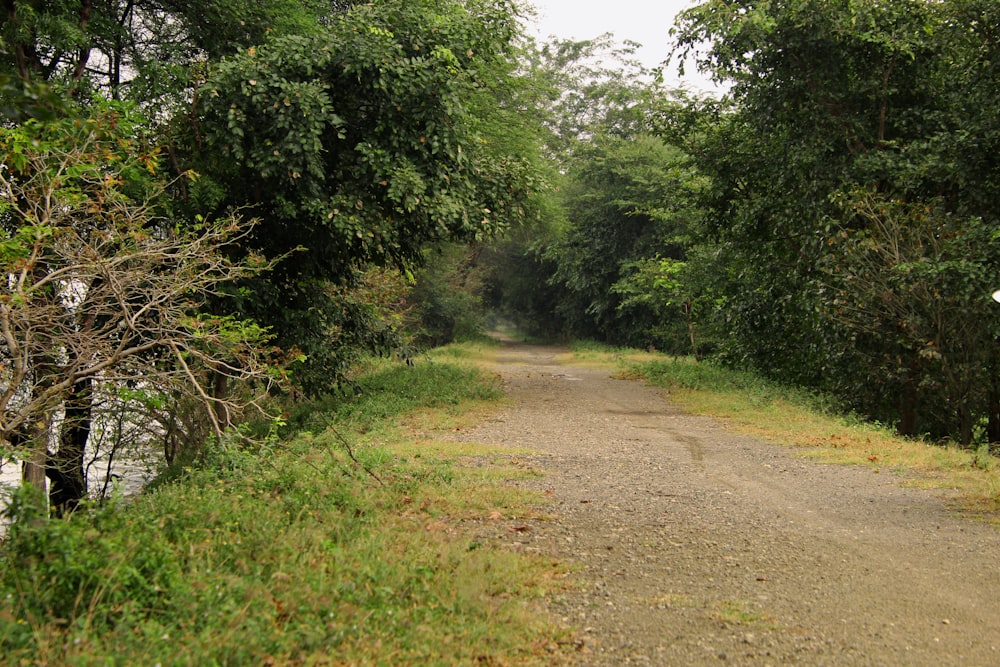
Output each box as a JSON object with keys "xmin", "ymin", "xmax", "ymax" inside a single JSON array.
[
  {"xmin": 0, "ymin": 101, "xmax": 281, "ymax": 511},
  {"xmin": 819, "ymin": 189, "xmax": 1000, "ymax": 443}
]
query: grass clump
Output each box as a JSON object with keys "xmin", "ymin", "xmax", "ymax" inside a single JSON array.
[
  {"xmin": 613, "ymin": 354, "xmax": 1000, "ymax": 519},
  {"xmin": 0, "ymin": 354, "xmax": 564, "ymax": 665}
]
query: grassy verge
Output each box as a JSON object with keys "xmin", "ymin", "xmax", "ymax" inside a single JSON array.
[
  {"xmin": 0, "ymin": 347, "xmax": 566, "ymax": 666},
  {"xmin": 570, "ymin": 345, "xmax": 1000, "ymax": 519}
]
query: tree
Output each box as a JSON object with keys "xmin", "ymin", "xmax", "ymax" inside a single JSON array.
[
  {"xmin": 404, "ymin": 243, "xmax": 489, "ymax": 349},
  {"xmin": 516, "ymin": 34, "xmax": 657, "ymax": 166},
  {"xmin": 0, "ymin": 0, "xmax": 333, "ymax": 100},
  {"xmin": 819, "ymin": 190, "xmax": 1000, "ymax": 443},
  {"xmin": 0, "ymin": 103, "xmax": 279, "ymax": 512},
  {"xmin": 185, "ymin": 0, "xmax": 540, "ymax": 393},
  {"xmin": 548, "ymin": 133, "xmax": 706, "ymax": 348},
  {"xmin": 480, "ymin": 34, "xmax": 701, "ymax": 342},
  {"xmin": 672, "ymin": 0, "xmax": 1000, "ymax": 442}
]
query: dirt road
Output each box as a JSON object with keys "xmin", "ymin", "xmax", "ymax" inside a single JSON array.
[{"xmin": 459, "ymin": 342, "xmax": 1000, "ymax": 666}]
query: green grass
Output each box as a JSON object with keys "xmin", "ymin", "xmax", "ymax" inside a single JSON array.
[
  {"xmin": 0, "ymin": 351, "xmax": 566, "ymax": 666},
  {"xmin": 614, "ymin": 353, "xmax": 1000, "ymax": 519}
]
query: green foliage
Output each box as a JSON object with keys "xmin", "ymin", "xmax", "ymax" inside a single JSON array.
[
  {"xmin": 482, "ymin": 237, "xmax": 568, "ymax": 339},
  {"xmin": 547, "ymin": 132, "xmax": 707, "ymax": 348},
  {"xmin": 0, "ymin": 75, "xmax": 65, "ymax": 122},
  {"xmin": 248, "ymin": 273, "xmax": 403, "ymax": 398},
  {"xmin": 405, "ymin": 244, "xmax": 491, "ymax": 349},
  {"xmin": 478, "ymin": 34, "xmax": 673, "ymax": 341},
  {"xmin": 819, "ymin": 190, "xmax": 1000, "ymax": 442},
  {"xmin": 0, "ymin": 0, "xmax": 334, "ymax": 105},
  {"xmin": 196, "ymin": 0, "xmax": 534, "ymax": 269},
  {"xmin": 1, "ymin": 487, "xmax": 182, "ymax": 634},
  {"xmin": 4, "ymin": 0, "xmax": 544, "ymax": 398},
  {"xmin": 186, "ymin": 0, "xmax": 539, "ymax": 394},
  {"xmin": 611, "ymin": 256, "xmax": 718, "ymax": 357},
  {"xmin": 515, "ymin": 33, "xmax": 666, "ymax": 166},
  {"xmin": 670, "ymin": 0, "xmax": 1000, "ymax": 442}
]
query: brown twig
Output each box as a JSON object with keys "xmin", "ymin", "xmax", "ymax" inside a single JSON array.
[{"xmin": 327, "ymin": 426, "xmax": 384, "ymax": 487}]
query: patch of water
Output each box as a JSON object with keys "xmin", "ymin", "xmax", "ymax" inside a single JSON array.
[{"xmin": 0, "ymin": 448, "xmax": 160, "ymax": 536}]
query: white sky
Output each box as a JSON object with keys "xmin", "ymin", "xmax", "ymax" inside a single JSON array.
[{"xmin": 524, "ymin": 0, "xmax": 720, "ymax": 95}]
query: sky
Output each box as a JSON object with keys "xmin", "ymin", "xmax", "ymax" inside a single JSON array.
[{"xmin": 524, "ymin": 0, "xmax": 720, "ymax": 94}]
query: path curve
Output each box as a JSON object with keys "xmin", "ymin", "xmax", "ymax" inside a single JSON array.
[{"xmin": 459, "ymin": 342, "xmax": 1000, "ymax": 666}]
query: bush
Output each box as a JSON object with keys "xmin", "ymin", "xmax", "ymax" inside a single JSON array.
[{"xmin": 0, "ymin": 486, "xmax": 182, "ymax": 636}]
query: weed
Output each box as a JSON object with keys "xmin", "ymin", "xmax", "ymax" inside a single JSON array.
[
  {"xmin": 0, "ymin": 357, "xmax": 561, "ymax": 665},
  {"xmin": 714, "ymin": 599, "xmax": 769, "ymax": 626}
]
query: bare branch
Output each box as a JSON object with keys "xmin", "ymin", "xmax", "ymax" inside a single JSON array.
[{"xmin": 0, "ymin": 112, "xmax": 284, "ymax": 479}]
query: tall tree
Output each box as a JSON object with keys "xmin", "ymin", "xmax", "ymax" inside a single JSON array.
[
  {"xmin": 185, "ymin": 0, "xmax": 539, "ymax": 393},
  {"xmin": 673, "ymin": 0, "xmax": 1000, "ymax": 442},
  {"xmin": 548, "ymin": 133, "xmax": 705, "ymax": 348},
  {"xmin": 0, "ymin": 0, "xmax": 333, "ymax": 100},
  {"xmin": 480, "ymin": 34, "xmax": 682, "ymax": 339}
]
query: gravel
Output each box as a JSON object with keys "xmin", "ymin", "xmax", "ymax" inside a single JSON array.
[{"xmin": 452, "ymin": 342, "xmax": 1000, "ymax": 666}]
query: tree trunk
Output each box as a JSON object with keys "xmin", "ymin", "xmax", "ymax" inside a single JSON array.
[
  {"xmin": 21, "ymin": 448, "xmax": 47, "ymax": 491},
  {"xmin": 213, "ymin": 369, "xmax": 231, "ymax": 431},
  {"xmin": 48, "ymin": 377, "xmax": 92, "ymax": 516},
  {"xmin": 23, "ymin": 346, "xmax": 57, "ymax": 501},
  {"xmin": 898, "ymin": 377, "xmax": 919, "ymax": 438},
  {"xmin": 957, "ymin": 405, "xmax": 974, "ymax": 447},
  {"xmin": 684, "ymin": 301, "xmax": 700, "ymax": 362},
  {"xmin": 21, "ymin": 415, "xmax": 49, "ymax": 497}
]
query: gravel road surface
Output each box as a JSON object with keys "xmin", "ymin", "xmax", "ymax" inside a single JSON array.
[{"xmin": 457, "ymin": 342, "xmax": 1000, "ymax": 666}]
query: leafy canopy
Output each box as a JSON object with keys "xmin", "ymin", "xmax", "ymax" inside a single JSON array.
[{"xmin": 186, "ymin": 0, "xmax": 540, "ymax": 393}]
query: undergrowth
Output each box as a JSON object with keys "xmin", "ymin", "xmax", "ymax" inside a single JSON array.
[{"xmin": 0, "ymin": 349, "xmax": 564, "ymax": 665}]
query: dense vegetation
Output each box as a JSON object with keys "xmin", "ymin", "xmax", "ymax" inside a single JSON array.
[{"xmin": 2, "ymin": 0, "xmax": 1000, "ymax": 660}]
